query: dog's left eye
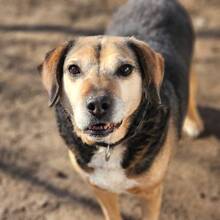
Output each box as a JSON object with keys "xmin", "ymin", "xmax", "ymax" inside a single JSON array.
[
  {"xmin": 68, "ymin": 64, "xmax": 81, "ymax": 75},
  {"xmin": 117, "ymin": 64, "xmax": 134, "ymax": 77}
]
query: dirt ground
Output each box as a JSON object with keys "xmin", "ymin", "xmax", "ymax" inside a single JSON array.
[{"xmin": 0, "ymin": 0, "xmax": 219, "ymax": 219}]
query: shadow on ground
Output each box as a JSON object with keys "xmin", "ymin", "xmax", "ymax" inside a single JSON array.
[
  {"xmin": 0, "ymin": 147, "xmax": 136, "ymax": 220},
  {"xmin": 199, "ymin": 106, "xmax": 220, "ymax": 139},
  {"xmin": 0, "ymin": 24, "xmax": 104, "ymax": 35}
]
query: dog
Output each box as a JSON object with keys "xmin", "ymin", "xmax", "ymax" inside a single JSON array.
[{"xmin": 39, "ymin": 0, "xmax": 203, "ymax": 219}]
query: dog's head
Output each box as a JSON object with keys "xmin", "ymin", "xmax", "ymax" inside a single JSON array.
[{"xmin": 39, "ymin": 36, "xmax": 164, "ymax": 145}]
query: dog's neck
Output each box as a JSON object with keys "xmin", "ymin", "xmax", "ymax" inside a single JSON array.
[{"xmin": 55, "ymin": 97, "xmax": 169, "ymax": 175}]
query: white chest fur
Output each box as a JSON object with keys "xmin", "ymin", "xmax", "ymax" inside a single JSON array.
[{"xmin": 87, "ymin": 145, "xmax": 138, "ymax": 193}]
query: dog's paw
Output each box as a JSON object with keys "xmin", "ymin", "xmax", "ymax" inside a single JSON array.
[{"xmin": 183, "ymin": 116, "xmax": 204, "ymax": 138}]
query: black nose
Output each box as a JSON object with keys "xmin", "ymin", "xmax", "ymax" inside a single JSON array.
[{"xmin": 86, "ymin": 95, "xmax": 112, "ymax": 117}]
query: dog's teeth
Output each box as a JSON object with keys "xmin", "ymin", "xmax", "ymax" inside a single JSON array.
[{"xmin": 89, "ymin": 123, "xmax": 118, "ymax": 132}]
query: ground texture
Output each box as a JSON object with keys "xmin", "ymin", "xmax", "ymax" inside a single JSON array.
[{"xmin": 0, "ymin": 0, "xmax": 219, "ymax": 219}]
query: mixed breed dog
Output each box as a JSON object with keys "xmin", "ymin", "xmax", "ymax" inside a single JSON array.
[{"xmin": 38, "ymin": 0, "xmax": 204, "ymax": 219}]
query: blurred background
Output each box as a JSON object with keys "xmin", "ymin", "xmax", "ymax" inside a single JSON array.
[{"xmin": 0, "ymin": 0, "xmax": 219, "ymax": 219}]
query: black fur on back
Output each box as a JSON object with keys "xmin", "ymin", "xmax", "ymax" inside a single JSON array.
[{"xmin": 106, "ymin": 0, "xmax": 195, "ymax": 133}]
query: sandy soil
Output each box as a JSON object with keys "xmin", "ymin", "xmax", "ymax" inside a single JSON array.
[{"xmin": 0, "ymin": 0, "xmax": 219, "ymax": 219}]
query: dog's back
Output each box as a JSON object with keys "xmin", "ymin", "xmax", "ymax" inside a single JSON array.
[{"xmin": 106, "ymin": 0, "xmax": 195, "ymax": 134}]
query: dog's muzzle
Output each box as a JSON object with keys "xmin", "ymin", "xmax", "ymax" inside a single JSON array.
[{"xmin": 84, "ymin": 94, "xmax": 122, "ymax": 137}]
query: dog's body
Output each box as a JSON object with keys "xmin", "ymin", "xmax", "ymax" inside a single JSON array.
[{"xmin": 39, "ymin": 0, "xmax": 203, "ymax": 219}]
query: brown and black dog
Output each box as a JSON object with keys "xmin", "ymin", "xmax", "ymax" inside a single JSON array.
[{"xmin": 39, "ymin": 0, "xmax": 203, "ymax": 219}]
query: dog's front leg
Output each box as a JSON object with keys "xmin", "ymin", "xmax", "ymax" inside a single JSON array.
[
  {"xmin": 91, "ymin": 185, "xmax": 122, "ymax": 220},
  {"xmin": 139, "ymin": 184, "xmax": 163, "ymax": 220}
]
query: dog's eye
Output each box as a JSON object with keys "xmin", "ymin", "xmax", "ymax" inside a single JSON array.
[
  {"xmin": 68, "ymin": 64, "xmax": 81, "ymax": 75},
  {"xmin": 117, "ymin": 64, "xmax": 133, "ymax": 77}
]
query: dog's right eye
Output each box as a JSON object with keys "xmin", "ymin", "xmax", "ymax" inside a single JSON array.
[{"xmin": 68, "ymin": 64, "xmax": 81, "ymax": 75}]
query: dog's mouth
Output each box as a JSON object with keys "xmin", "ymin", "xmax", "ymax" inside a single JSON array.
[{"xmin": 85, "ymin": 121, "xmax": 122, "ymax": 137}]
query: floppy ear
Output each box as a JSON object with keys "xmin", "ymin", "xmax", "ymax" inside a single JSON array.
[
  {"xmin": 38, "ymin": 41, "xmax": 73, "ymax": 107},
  {"xmin": 128, "ymin": 38, "xmax": 164, "ymax": 104}
]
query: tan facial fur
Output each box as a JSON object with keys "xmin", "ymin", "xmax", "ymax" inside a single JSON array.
[{"xmin": 61, "ymin": 36, "xmax": 142, "ymax": 144}]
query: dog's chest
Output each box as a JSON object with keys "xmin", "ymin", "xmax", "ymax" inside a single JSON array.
[{"xmin": 87, "ymin": 146, "xmax": 138, "ymax": 193}]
